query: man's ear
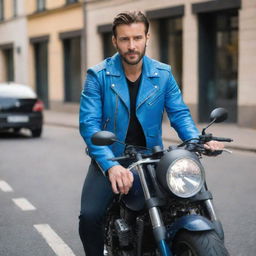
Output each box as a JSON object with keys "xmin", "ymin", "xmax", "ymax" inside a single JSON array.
[
  {"xmin": 112, "ymin": 36, "xmax": 117, "ymax": 49},
  {"xmin": 146, "ymin": 33, "xmax": 150, "ymax": 46}
]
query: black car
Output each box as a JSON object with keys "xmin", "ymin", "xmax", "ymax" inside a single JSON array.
[{"xmin": 0, "ymin": 82, "xmax": 44, "ymax": 137}]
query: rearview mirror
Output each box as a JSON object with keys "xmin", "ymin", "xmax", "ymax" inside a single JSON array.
[
  {"xmin": 210, "ymin": 108, "xmax": 228, "ymax": 123},
  {"xmin": 91, "ymin": 131, "xmax": 117, "ymax": 146},
  {"xmin": 202, "ymin": 107, "xmax": 228, "ymax": 135}
]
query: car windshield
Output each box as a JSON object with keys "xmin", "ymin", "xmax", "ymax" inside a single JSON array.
[{"xmin": 0, "ymin": 83, "xmax": 36, "ymax": 99}]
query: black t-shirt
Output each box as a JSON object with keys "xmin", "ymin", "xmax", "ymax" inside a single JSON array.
[{"xmin": 125, "ymin": 75, "xmax": 146, "ymax": 147}]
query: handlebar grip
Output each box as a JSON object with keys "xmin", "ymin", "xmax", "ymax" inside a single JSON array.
[
  {"xmin": 204, "ymin": 149, "xmax": 223, "ymax": 156},
  {"xmin": 211, "ymin": 136, "xmax": 233, "ymax": 142},
  {"xmin": 108, "ymin": 155, "xmax": 129, "ymax": 161}
]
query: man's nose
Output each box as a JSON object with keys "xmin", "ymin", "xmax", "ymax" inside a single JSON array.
[{"xmin": 128, "ymin": 39, "xmax": 135, "ymax": 50}]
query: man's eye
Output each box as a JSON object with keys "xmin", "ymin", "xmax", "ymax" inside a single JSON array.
[
  {"xmin": 120, "ymin": 38, "xmax": 128, "ymax": 42},
  {"xmin": 134, "ymin": 36, "xmax": 142, "ymax": 40}
]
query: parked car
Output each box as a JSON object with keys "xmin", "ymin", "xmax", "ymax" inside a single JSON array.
[{"xmin": 0, "ymin": 82, "xmax": 44, "ymax": 138}]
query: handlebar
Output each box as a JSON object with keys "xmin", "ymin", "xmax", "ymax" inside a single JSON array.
[
  {"xmin": 210, "ymin": 136, "xmax": 233, "ymax": 142},
  {"xmin": 180, "ymin": 133, "xmax": 233, "ymax": 156},
  {"xmin": 199, "ymin": 134, "xmax": 233, "ymax": 143},
  {"xmin": 108, "ymin": 155, "xmax": 130, "ymax": 161},
  {"xmin": 106, "ymin": 133, "xmax": 233, "ymax": 162}
]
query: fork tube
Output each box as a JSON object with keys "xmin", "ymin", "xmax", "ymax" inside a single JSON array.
[
  {"xmin": 136, "ymin": 164, "xmax": 151, "ymax": 199},
  {"xmin": 159, "ymin": 240, "xmax": 171, "ymax": 256},
  {"xmin": 136, "ymin": 163, "xmax": 172, "ymax": 256},
  {"xmin": 201, "ymin": 185, "xmax": 218, "ymax": 221},
  {"xmin": 205, "ymin": 199, "xmax": 218, "ymax": 221},
  {"xmin": 136, "ymin": 164, "xmax": 163, "ymax": 227}
]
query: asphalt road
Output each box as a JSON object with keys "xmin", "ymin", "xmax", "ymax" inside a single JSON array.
[{"xmin": 0, "ymin": 125, "xmax": 256, "ymax": 256}]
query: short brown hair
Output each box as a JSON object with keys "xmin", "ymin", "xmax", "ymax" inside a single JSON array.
[{"xmin": 112, "ymin": 11, "xmax": 149, "ymax": 37}]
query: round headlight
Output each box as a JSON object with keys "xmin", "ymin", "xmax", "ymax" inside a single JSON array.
[{"xmin": 166, "ymin": 158, "xmax": 204, "ymax": 198}]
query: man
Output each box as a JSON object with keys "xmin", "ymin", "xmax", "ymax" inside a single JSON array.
[{"xmin": 79, "ymin": 11, "xmax": 223, "ymax": 256}]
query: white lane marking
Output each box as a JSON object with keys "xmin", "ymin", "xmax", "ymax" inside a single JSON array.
[
  {"xmin": 0, "ymin": 180, "xmax": 14, "ymax": 192},
  {"xmin": 34, "ymin": 224, "xmax": 76, "ymax": 256},
  {"xmin": 12, "ymin": 198, "xmax": 36, "ymax": 211}
]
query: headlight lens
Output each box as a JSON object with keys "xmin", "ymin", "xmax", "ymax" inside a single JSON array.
[{"xmin": 166, "ymin": 158, "xmax": 204, "ymax": 198}]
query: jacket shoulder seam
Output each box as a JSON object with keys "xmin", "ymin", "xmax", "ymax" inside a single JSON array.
[
  {"xmin": 156, "ymin": 62, "xmax": 171, "ymax": 72},
  {"xmin": 149, "ymin": 58, "xmax": 171, "ymax": 72},
  {"xmin": 89, "ymin": 60, "xmax": 107, "ymax": 73}
]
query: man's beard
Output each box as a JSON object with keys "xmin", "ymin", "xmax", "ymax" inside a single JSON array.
[{"xmin": 117, "ymin": 44, "xmax": 146, "ymax": 65}]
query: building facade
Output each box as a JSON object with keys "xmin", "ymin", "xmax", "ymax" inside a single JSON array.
[
  {"xmin": 26, "ymin": 0, "xmax": 84, "ymax": 109},
  {"xmin": 85, "ymin": 0, "xmax": 256, "ymax": 128},
  {"xmin": 0, "ymin": 0, "xmax": 84, "ymax": 111},
  {"xmin": 0, "ymin": 0, "xmax": 28, "ymax": 85},
  {"xmin": 0, "ymin": 0, "xmax": 256, "ymax": 127}
]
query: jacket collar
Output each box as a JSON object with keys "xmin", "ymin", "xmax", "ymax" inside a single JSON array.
[
  {"xmin": 106, "ymin": 53, "xmax": 160, "ymax": 78},
  {"xmin": 108, "ymin": 53, "xmax": 160, "ymax": 111}
]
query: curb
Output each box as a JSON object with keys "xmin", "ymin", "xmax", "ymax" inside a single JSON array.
[{"xmin": 45, "ymin": 122, "xmax": 78, "ymax": 129}]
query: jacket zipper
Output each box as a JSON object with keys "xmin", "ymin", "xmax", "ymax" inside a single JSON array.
[
  {"xmin": 148, "ymin": 92, "xmax": 163, "ymax": 106},
  {"xmin": 114, "ymin": 95, "xmax": 119, "ymax": 134},
  {"xmin": 136, "ymin": 89, "xmax": 158, "ymax": 110},
  {"xmin": 103, "ymin": 118, "xmax": 110, "ymax": 130}
]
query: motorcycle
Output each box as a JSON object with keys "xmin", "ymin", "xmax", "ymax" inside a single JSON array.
[{"xmin": 91, "ymin": 107, "xmax": 232, "ymax": 256}]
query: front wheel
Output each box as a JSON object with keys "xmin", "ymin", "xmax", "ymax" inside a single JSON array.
[
  {"xmin": 31, "ymin": 127, "xmax": 42, "ymax": 138},
  {"xmin": 173, "ymin": 230, "xmax": 229, "ymax": 256}
]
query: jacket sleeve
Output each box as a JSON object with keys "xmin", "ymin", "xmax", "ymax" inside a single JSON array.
[
  {"xmin": 164, "ymin": 71, "xmax": 199, "ymax": 141},
  {"xmin": 79, "ymin": 69, "xmax": 119, "ymax": 172}
]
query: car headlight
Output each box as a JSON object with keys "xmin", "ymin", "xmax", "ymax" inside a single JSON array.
[
  {"xmin": 156, "ymin": 149, "xmax": 205, "ymax": 198},
  {"xmin": 166, "ymin": 158, "xmax": 204, "ymax": 198}
]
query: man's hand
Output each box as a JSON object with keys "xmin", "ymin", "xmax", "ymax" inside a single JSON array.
[
  {"xmin": 108, "ymin": 165, "xmax": 134, "ymax": 194},
  {"xmin": 204, "ymin": 140, "xmax": 224, "ymax": 152}
]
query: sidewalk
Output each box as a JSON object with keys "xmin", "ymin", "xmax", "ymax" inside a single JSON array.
[{"xmin": 44, "ymin": 110, "xmax": 256, "ymax": 153}]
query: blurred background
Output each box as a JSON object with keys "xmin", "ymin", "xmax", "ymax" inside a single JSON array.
[{"xmin": 0, "ymin": 0, "xmax": 255, "ymax": 128}]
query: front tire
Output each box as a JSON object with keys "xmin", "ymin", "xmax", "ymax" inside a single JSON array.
[
  {"xmin": 31, "ymin": 127, "xmax": 42, "ymax": 138},
  {"xmin": 13, "ymin": 128, "xmax": 21, "ymax": 133},
  {"xmin": 173, "ymin": 230, "xmax": 229, "ymax": 256}
]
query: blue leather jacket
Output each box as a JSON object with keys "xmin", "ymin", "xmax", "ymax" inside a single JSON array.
[{"xmin": 79, "ymin": 53, "xmax": 199, "ymax": 172}]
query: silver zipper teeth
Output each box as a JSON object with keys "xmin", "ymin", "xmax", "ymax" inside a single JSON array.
[
  {"xmin": 136, "ymin": 89, "xmax": 157, "ymax": 110},
  {"xmin": 148, "ymin": 93, "xmax": 162, "ymax": 106},
  {"xmin": 114, "ymin": 95, "xmax": 118, "ymax": 134},
  {"xmin": 124, "ymin": 111, "xmax": 130, "ymax": 146},
  {"xmin": 111, "ymin": 90, "xmax": 130, "ymax": 140},
  {"xmin": 103, "ymin": 118, "xmax": 110, "ymax": 130}
]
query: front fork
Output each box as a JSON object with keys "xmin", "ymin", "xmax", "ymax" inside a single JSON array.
[
  {"xmin": 136, "ymin": 159, "xmax": 172, "ymax": 256},
  {"xmin": 201, "ymin": 185, "xmax": 224, "ymax": 240}
]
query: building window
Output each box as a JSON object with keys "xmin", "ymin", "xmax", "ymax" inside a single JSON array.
[
  {"xmin": 13, "ymin": 0, "xmax": 17, "ymax": 17},
  {"xmin": 215, "ymin": 13, "xmax": 238, "ymax": 121},
  {"xmin": 159, "ymin": 17, "xmax": 183, "ymax": 90},
  {"xmin": 97, "ymin": 24, "xmax": 116, "ymax": 59},
  {"xmin": 0, "ymin": 0, "xmax": 4, "ymax": 21},
  {"xmin": 66, "ymin": 0, "xmax": 78, "ymax": 4},
  {"xmin": 37, "ymin": 0, "xmax": 45, "ymax": 12},
  {"xmin": 34, "ymin": 41, "xmax": 49, "ymax": 108},
  {"xmin": 3, "ymin": 48, "xmax": 14, "ymax": 82},
  {"xmin": 198, "ymin": 11, "xmax": 238, "ymax": 122},
  {"xmin": 30, "ymin": 36, "xmax": 49, "ymax": 108},
  {"xmin": 102, "ymin": 32, "xmax": 116, "ymax": 59},
  {"xmin": 63, "ymin": 37, "xmax": 81, "ymax": 103}
]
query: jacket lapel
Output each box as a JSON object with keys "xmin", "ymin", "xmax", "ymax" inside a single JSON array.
[
  {"xmin": 110, "ymin": 76, "xmax": 130, "ymax": 112},
  {"xmin": 107, "ymin": 54, "xmax": 130, "ymax": 111},
  {"xmin": 136, "ymin": 56, "xmax": 160, "ymax": 110}
]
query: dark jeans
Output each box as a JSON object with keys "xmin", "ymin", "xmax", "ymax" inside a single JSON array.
[{"xmin": 79, "ymin": 161, "xmax": 115, "ymax": 256}]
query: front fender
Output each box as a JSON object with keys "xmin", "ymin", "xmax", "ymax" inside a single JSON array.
[{"xmin": 167, "ymin": 215, "xmax": 214, "ymax": 240}]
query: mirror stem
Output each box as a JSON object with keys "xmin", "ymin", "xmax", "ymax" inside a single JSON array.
[
  {"xmin": 112, "ymin": 139, "xmax": 126, "ymax": 145},
  {"xmin": 202, "ymin": 118, "xmax": 216, "ymax": 135}
]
